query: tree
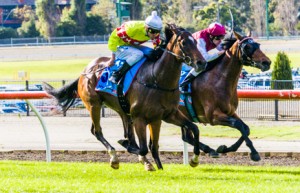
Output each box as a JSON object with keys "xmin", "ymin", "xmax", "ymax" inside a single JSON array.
[
  {"xmin": 251, "ymin": 0, "xmax": 267, "ymax": 36},
  {"xmin": 193, "ymin": 1, "xmax": 248, "ymax": 33},
  {"xmin": 272, "ymin": 0, "xmax": 298, "ymax": 36},
  {"xmin": 56, "ymin": 0, "xmax": 87, "ymax": 36},
  {"xmin": 0, "ymin": 27, "xmax": 18, "ymax": 39},
  {"xmin": 17, "ymin": 16, "xmax": 40, "ymax": 37},
  {"xmin": 14, "ymin": 5, "xmax": 35, "ymax": 22},
  {"xmin": 68, "ymin": 0, "xmax": 87, "ymax": 34},
  {"xmin": 91, "ymin": 0, "xmax": 117, "ymax": 32},
  {"xmin": 85, "ymin": 12, "xmax": 108, "ymax": 35},
  {"xmin": 15, "ymin": 5, "xmax": 40, "ymax": 38},
  {"xmin": 35, "ymin": 0, "xmax": 57, "ymax": 39},
  {"xmin": 271, "ymin": 51, "xmax": 293, "ymax": 90},
  {"xmin": 130, "ymin": 0, "xmax": 142, "ymax": 20}
]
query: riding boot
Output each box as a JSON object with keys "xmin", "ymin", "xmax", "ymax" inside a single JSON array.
[
  {"xmin": 179, "ymin": 72, "xmax": 196, "ymax": 93},
  {"xmin": 109, "ymin": 62, "xmax": 131, "ymax": 84}
]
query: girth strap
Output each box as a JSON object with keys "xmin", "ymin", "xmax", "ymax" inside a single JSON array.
[{"xmin": 116, "ymin": 78, "xmax": 131, "ymax": 115}]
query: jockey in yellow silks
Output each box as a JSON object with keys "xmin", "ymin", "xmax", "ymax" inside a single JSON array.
[{"xmin": 108, "ymin": 11, "xmax": 163, "ymax": 84}]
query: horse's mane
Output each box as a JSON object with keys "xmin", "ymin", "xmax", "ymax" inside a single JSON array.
[
  {"xmin": 206, "ymin": 33, "xmax": 237, "ymax": 71},
  {"xmin": 221, "ymin": 32, "xmax": 237, "ymax": 50}
]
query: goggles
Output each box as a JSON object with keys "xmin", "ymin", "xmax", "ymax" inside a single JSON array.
[
  {"xmin": 213, "ymin": 35, "xmax": 225, "ymax": 40},
  {"xmin": 148, "ymin": 28, "xmax": 161, "ymax": 34}
]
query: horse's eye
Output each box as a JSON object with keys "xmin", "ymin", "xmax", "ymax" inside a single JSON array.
[
  {"xmin": 181, "ymin": 40, "xmax": 186, "ymax": 46},
  {"xmin": 245, "ymin": 44, "xmax": 252, "ymax": 52}
]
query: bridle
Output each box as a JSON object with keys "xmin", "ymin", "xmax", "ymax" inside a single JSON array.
[
  {"xmin": 137, "ymin": 28, "xmax": 196, "ymax": 92},
  {"xmin": 238, "ymin": 37, "xmax": 260, "ymax": 67},
  {"xmin": 160, "ymin": 30, "xmax": 194, "ymax": 66}
]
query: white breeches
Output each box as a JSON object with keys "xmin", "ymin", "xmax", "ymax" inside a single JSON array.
[{"xmin": 115, "ymin": 46, "xmax": 144, "ymax": 66}]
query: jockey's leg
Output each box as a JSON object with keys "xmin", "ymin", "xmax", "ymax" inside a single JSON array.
[
  {"xmin": 109, "ymin": 61, "xmax": 131, "ymax": 84},
  {"xmin": 109, "ymin": 46, "xmax": 144, "ymax": 84},
  {"xmin": 180, "ymin": 68, "xmax": 200, "ymax": 92}
]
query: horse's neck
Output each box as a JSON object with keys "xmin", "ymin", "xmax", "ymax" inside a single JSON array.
[
  {"xmin": 152, "ymin": 51, "xmax": 182, "ymax": 87},
  {"xmin": 213, "ymin": 45, "xmax": 243, "ymax": 86}
]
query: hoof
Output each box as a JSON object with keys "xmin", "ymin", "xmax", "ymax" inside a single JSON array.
[
  {"xmin": 216, "ymin": 145, "xmax": 227, "ymax": 153},
  {"xmin": 189, "ymin": 159, "xmax": 199, "ymax": 168},
  {"xmin": 110, "ymin": 161, "xmax": 119, "ymax": 169},
  {"xmin": 209, "ymin": 151, "xmax": 220, "ymax": 158},
  {"xmin": 145, "ymin": 163, "xmax": 156, "ymax": 171},
  {"xmin": 250, "ymin": 153, "xmax": 261, "ymax": 162}
]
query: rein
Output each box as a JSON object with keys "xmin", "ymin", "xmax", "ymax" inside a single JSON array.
[{"xmin": 159, "ymin": 31, "xmax": 193, "ymax": 66}]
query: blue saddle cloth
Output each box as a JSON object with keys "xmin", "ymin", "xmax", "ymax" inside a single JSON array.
[
  {"xmin": 95, "ymin": 57, "xmax": 146, "ymax": 96},
  {"xmin": 179, "ymin": 64, "xmax": 193, "ymax": 106}
]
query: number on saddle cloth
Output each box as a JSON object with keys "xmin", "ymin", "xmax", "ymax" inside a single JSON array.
[{"xmin": 95, "ymin": 57, "xmax": 147, "ymax": 96}]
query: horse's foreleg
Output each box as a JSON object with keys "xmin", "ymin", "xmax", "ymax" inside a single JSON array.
[
  {"xmin": 134, "ymin": 118, "xmax": 155, "ymax": 171},
  {"xmin": 165, "ymin": 110, "xmax": 200, "ymax": 167},
  {"xmin": 148, "ymin": 121, "xmax": 163, "ymax": 170},
  {"xmin": 214, "ymin": 116, "xmax": 260, "ymax": 162},
  {"xmin": 181, "ymin": 127, "xmax": 219, "ymax": 158},
  {"xmin": 118, "ymin": 115, "xmax": 140, "ymax": 155}
]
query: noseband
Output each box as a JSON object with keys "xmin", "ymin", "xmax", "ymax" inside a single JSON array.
[
  {"xmin": 238, "ymin": 37, "xmax": 260, "ymax": 66},
  {"xmin": 160, "ymin": 30, "xmax": 194, "ymax": 65}
]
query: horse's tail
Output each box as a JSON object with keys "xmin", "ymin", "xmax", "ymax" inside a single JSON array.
[{"xmin": 43, "ymin": 78, "xmax": 79, "ymax": 112}]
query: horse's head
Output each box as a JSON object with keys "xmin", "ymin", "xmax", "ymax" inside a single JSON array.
[
  {"xmin": 233, "ymin": 31, "xmax": 271, "ymax": 72},
  {"xmin": 164, "ymin": 24, "xmax": 206, "ymax": 71}
]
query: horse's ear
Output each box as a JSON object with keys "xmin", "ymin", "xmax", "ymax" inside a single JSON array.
[
  {"xmin": 247, "ymin": 31, "xmax": 252, "ymax": 37},
  {"xmin": 165, "ymin": 23, "xmax": 174, "ymax": 42},
  {"xmin": 233, "ymin": 30, "xmax": 242, "ymax": 41}
]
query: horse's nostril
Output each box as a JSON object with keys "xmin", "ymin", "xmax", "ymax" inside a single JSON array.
[
  {"xmin": 261, "ymin": 61, "xmax": 271, "ymax": 71},
  {"xmin": 262, "ymin": 61, "xmax": 271, "ymax": 67}
]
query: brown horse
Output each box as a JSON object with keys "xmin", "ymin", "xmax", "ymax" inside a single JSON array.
[
  {"xmin": 43, "ymin": 24, "xmax": 206, "ymax": 171},
  {"xmin": 179, "ymin": 31, "xmax": 271, "ymax": 161}
]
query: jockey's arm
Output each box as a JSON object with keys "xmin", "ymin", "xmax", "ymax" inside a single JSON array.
[
  {"xmin": 197, "ymin": 39, "xmax": 220, "ymax": 62},
  {"xmin": 108, "ymin": 53, "xmax": 115, "ymax": 66}
]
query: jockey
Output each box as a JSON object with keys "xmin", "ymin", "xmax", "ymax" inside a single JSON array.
[
  {"xmin": 180, "ymin": 22, "xmax": 227, "ymax": 90},
  {"xmin": 108, "ymin": 11, "xmax": 163, "ymax": 84}
]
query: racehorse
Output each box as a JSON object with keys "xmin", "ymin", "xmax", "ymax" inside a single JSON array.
[
  {"xmin": 179, "ymin": 31, "xmax": 271, "ymax": 161},
  {"xmin": 43, "ymin": 24, "xmax": 206, "ymax": 171}
]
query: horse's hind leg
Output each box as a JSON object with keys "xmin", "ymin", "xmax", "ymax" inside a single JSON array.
[
  {"xmin": 89, "ymin": 103, "xmax": 120, "ymax": 169},
  {"xmin": 148, "ymin": 121, "xmax": 163, "ymax": 170}
]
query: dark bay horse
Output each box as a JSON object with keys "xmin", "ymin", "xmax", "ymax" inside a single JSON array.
[
  {"xmin": 43, "ymin": 24, "xmax": 206, "ymax": 171},
  {"xmin": 179, "ymin": 31, "xmax": 271, "ymax": 161}
]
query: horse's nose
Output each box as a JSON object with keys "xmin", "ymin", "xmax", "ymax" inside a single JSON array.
[{"xmin": 262, "ymin": 61, "xmax": 271, "ymax": 71}]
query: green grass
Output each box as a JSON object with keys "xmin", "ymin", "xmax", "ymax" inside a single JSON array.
[
  {"xmin": 0, "ymin": 161, "xmax": 299, "ymax": 193},
  {"xmin": 0, "ymin": 59, "xmax": 90, "ymax": 80},
  {"xmin": 199, "ymin": 124, "xmax": 300, "ymax": 140},
  {"xmin": 161, "ymin": 122, "xmax": 300, "ymax": 140}
]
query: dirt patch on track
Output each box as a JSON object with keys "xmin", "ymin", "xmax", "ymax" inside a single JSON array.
[{"xmin": 1, "ymin": 151, "xmax": 299, "ymax": 167}]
